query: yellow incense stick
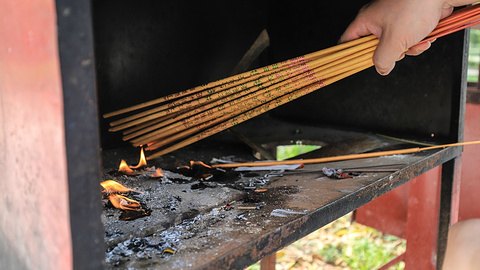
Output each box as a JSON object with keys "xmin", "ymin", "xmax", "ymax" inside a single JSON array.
[
  {"xmin": 210, "ymin": 141, "xmax": 480, "ymax": 168},
  {"xmin": 130, "ymin": 51, "xmax": 375, "ymax": 146},
  {"xmin": 146, "ymin": 61, "xmax": 373, "ymax": 159},
  {"xmin": 103, "ymin": 35, "xmax": 378, "ymax": 119}
]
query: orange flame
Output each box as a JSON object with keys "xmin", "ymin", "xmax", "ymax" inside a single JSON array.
[
  {"xmin": 130, "ymin": 148, "xmax": 147, "ymax": 169},
  {"xmin": 190, "ymin": 161, "xmax": 212, "ymax": 169},
  {"xmin": 100, "ymin": 180, "xmax": 136, "ymax": 195},
  {"xmin": 150, "ymin": 168, "xmax": 164, "ymax": 178},
  {"xmin": 119, "ymin": 159, "xmax": 137, "ymax": 175},
  {"xmin": 108, "ymin": 194, "xmax": 143, "ymax": 211}
]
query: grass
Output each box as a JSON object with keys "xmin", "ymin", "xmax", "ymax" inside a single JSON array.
[
  {"xmin": 246, "ymin": 214, "xmax": 406, "ymax": 270},
  {"xmin": 468, "ymin": 29, "xmax": 480, "ymax": 83},
  {"xmin": 276, "ymin": 143, "xmax": 321, "ymax": 160}
]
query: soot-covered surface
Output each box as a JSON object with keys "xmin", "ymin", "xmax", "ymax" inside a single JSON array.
[{"xmin": 100, "ymin": 140, "xmax": 458, "ymax": 269}]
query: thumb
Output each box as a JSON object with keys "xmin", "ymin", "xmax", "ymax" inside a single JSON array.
[
  {"xmin": 372, "ymin": 31, "xmax": 406, "ymax": 75},
  {"xmin": 339, "ymin": 20, "xmax": 375, "ymax": 43}
]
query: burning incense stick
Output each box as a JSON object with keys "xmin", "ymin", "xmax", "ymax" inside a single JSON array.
[
  {"xmin": 104, "ymin": 4, "xmax": 480, "ymax": 159},
  {"xmin": 210, "ymin": 141, "xmax": 480, "ymax": 168}
]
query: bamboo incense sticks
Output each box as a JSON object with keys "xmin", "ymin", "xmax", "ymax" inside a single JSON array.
[
  {"xmin": 144, "ymin": 60, "xmax": 374, "ymax": 159},
  {"xmin": 104, "ymin": 4, "xmax": 480, "ymax": 160},
  {"xmin": 103, "ymin": 34, "xmax": 378, "ymax": 119}
]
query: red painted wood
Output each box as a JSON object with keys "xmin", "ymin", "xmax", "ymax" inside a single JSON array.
[
  {"xmin": 355, "ymin": 182, "xmax": 409, "ymax": 239},
  {"xmin": 0, "ymin": 1, "xmax": 73, "ymax": 269},
  {"xmin": 356, "ymin": 102, "xmax": 480, "ymax": 268},
  {"xmin": 260, "ymin": 253, "xmax": 276, "ymax": 270},
  {"xmin": 404, "ymin": 167, "xmax": 441, "ymax": 269},
  {"xmin": 356, "ymin": 168, "xmax": 441, "ymax": 269},
  {"xmin": 459, "ymin": 102, "xmax": 480, "ymax": 221}
]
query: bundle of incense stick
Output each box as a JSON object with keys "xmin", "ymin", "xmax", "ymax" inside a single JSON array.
[{"xmin": 104, "ymin": 4, "xmax": 480, "ymax": 160}]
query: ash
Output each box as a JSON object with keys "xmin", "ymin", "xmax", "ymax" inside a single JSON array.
[
  {"xmin": 101, "ymin": 148, "xmax": 288, "ymax": 269},
  {"xmin": 106, "ymin": 207, "xmax": 232, "ymax": 269},
  {"xmin": 106, "ymin": 237, "xmax": 164, "ymax": 266}
]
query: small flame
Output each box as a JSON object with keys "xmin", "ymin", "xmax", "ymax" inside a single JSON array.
[
  {"xmin": 190, "ymin": 161, "xmax": 212, "ymax": 169},
  {"xmin": 130, "ymin": 148, "xmax": 147, "ymax": 169},
  {"xmin": 150, "ymin": 168, "xmax": 164, "ymax": 178},
  {"xmin": 108, "ymin": 194, "xmax": 143, "ymax": 211},
  {"xmin": 119, "ymin": 159, "xmax": 137, "ymax": 175},
  {"xmin": 100, "ymin": 180, "xmax": 136, "ymax": 195}
]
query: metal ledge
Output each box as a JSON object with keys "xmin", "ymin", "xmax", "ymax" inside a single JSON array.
[{"xmin": 102, "ymin": 130, "xmax": 461, "ymax": 269}]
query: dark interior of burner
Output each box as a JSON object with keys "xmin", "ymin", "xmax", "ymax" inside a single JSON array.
[
  {"xmin": 88, "ymin": 1, "xmax": 466, "ymax": 269},
  {"xmin": 93, "ymin": 0, "xmax": 463, "ymax": 151}
]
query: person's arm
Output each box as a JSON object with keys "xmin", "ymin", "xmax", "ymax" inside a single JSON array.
[
  {"xmin": 442, "ymin": 219, "xmax": 480, "ymax": 270},
  {"xmin": 340, "ymin": 0, "xmax": 477, "ymax": 75}
]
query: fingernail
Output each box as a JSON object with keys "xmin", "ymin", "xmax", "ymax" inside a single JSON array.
[
  {"xmin": 377, "ymin": 68, "xmax": 390, "ymax": 76},
  {"xmin": 376, "ymin": 65, "xmax": 394, "ymax": 76},
  {"xmin": 420, "ymin": 41, "xmax": 432, "ymax": 53},
  {"xmin": 416, "ymin": 41, "xmax": 432, "ymax": 54}
]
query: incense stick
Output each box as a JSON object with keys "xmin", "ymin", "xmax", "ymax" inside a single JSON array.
[
  {"xmin": 104, "ymin": 35, "xmax": 378, "ymax": 120},
  {"xmin": 139, "ymin": 57, "xmax": 373, "ymax": 149},
  {"xmin": 117, "ymin": 41, "xmax": 376, "ymax": 134},
  {"xmin": 108, "ymin": 38, "xmax": 379, "ymax": 130},
  {"xmin": 146, "ymin": 60, "xmax": 373, "ymax": 159},
  {"xmin": 209, "ymin": 141, "xmax": 480, "ymax": 168},
  {"xmin": 128, "ymin": 48, "xmax": 376, "ymax": 145}
]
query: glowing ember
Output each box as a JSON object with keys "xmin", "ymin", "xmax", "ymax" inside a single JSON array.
[
  {"xmin": 118, "ymin": 159, "xmax": 137, "ymax": 175},
  {"xmin": 129, "ymin": 148, "xmax": 147, "ymax": 169},
  {"xmin": 108, "ymin": 194, "xmax": 143, "ymax": 211},
  {"xmin": 101, "ymin": 180, "xmax": 136, "ymax": 195},
  {"xmin": 146, "ymin": 140, "xmax": 159, "ymax": 147},
  {"xmin": 190, "ymin": 161, "xmax": 212, "ymax": 169},
  {"xmin": 163, "ymin": 247, "xmax": 176, "ymax": 254},
  {"xmin": 150, "ymin": 168, "xmax": 164, "ymax": 178}
]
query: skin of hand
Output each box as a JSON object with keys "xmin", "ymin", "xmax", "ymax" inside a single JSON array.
[
  {"xmin": 339, "ymin": 0, "xmax": 475, "ymax": 75},
  {"xmin": 442, "ymin": 219, "xmax": 480, "ymax": 270}
]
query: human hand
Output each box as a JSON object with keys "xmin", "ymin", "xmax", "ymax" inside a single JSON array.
[{"xmin": 339, "ymin": 0, "xmax": 455, "ymax": 75}]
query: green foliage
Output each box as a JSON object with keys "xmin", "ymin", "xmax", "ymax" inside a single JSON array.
[
  {"xmin": 340, "ymin": 237, "xmax": 397, "ymax": 270},
  {"xmin": 246, "ymin": 263, "xmax": 260, "ymax": 270},
  {"xmin": 470, "ymin": 29, "xmax": 480, "ymax": 45},
  {"xmin": 468, "ymin": 29, "xmax": 480, "ymax": 83},
  {"xmin": 317, "ymin": 244, "xmax": 342, "ymax": 264},
  {"xmin": 246, "ymin": 214, "xmax": 406, "ymax": 270},
  {"xmin": 315, "ymin": 230, "xmax": 405, "ymax": 270},
  {"xmin": 276, "ymin": 144, "xmax": 321, "ymax": 161}
]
